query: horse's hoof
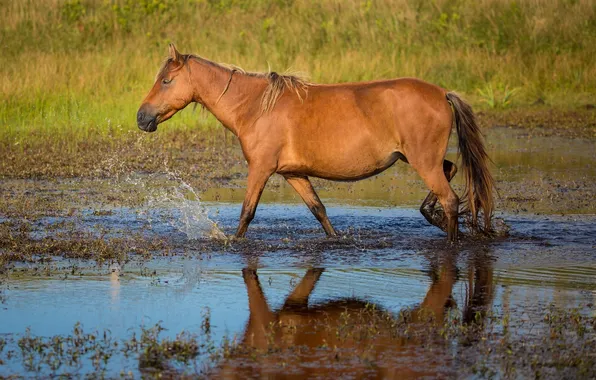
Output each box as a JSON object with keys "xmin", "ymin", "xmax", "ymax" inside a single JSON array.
[{"xmin": 431, "ymin": 210, "xmax": 448, "ymax": 232}]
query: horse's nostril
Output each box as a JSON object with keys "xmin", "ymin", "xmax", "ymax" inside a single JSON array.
[{"xmin": 137, "ymin": 112, "xmax": 145, "ymax": 123}]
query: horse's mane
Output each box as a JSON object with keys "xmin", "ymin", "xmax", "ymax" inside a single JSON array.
[
  {"xmin": 259, "ymin": 71, "xmax": 309, "ymax": 112},
  {"xmin": 167, "ymin": 55, "xmax": 310, "ymax": 113}
]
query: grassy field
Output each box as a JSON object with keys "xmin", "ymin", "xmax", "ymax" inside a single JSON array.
[{"xmin": 1, "ymin": 0, "xmax": 595, "ymax": 145}]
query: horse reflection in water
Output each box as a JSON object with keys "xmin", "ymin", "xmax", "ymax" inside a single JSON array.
[{"xmin": 216, "ymin": 255, "xmax": 494, "ymax": 378}]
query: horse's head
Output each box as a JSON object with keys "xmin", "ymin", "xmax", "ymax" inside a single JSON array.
[{"xmin": 137, "ymin": 44, "xmax": 194, "ymax": 132}]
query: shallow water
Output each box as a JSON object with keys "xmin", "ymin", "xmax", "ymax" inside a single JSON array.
[
  {"xmin": 1, "ymin": 127, "xmax": 595, "ymax": 377},
  {"xmin": 1, "ymin": 205, "xmax": 596, "ymax": 377},
  {"xmin": 1, "ymin": 259, "xmax": 595, "ymax": 376}
]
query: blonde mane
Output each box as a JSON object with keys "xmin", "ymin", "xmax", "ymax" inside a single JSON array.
[
  {"xmin": 184, "ymin": 55, "xmax": 310, "ymax": 113},
  {"xmin": 260, "ymin": 71, "xmax": 309, "ymax": 112}
]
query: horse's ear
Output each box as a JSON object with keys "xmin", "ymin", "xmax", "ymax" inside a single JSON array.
[{"xmin": 168, "ymin": 43, "xmax": 181, "ymax": 63}]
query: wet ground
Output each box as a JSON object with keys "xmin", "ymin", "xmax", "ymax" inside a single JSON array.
[{"xmin": 0, "ymin": 126, "xmax": 595, "ymax": 378}]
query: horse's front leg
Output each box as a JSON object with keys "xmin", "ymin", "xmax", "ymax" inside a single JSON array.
[
  {"xmin": 235, "ymin": 165, "xmax": 275, "ymax": 238},
  {"xmin": 282, "ymin": 268, "xmax": 325, "ymax": 309},
  {"xmin": 284, "ymin": 175, "xmax": 337, "ymax": 237}
]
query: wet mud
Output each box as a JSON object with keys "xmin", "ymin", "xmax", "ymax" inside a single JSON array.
[{"xmin": 1, "ymin": 125, "xmax": 595, "ymax": 377}]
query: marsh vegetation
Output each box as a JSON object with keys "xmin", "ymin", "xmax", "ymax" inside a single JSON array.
[{"xmin": 1, "ymin": 0, "xmax": 595, "ymax": 144}]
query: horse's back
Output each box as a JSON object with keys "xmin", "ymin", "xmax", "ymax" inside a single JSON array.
[
  {"xmin": 271, "ymin": 77, "xmax": 452, "ymax": 180},
  {"xmin": 280, "ymin": 76, "xmax": 451, "ymax": 142}
]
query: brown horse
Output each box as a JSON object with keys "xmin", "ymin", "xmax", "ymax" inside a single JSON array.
[
  {"xmin": 213, "ymin": 257, "xmax": 494, "ymax": 378},
  {"xmin": 137, "ymin": 44, "xmax": 495, "ymax": 241}
]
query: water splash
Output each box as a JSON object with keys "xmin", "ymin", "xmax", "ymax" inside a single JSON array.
[
  {"xmin": 99, "ymin": 135, "xmax": 226, "ymax": 240},
  {"xmin": 144, "ymin": 168, "xmax": 226, "ymax": 240}
]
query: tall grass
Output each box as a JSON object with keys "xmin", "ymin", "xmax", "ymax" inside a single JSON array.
[{"xmin": 1, "ymin": 0, "xmax": 595, "ymax": 142}]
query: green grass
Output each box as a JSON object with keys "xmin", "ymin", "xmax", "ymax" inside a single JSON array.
[{"xmin": 1, "ymin": 0, "xmax": 595, "ymax": 143}]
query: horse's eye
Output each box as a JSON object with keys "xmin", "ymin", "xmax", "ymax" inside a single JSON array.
[{"xmin": 162, "ymin": 78, "xmax": 172, "ymax": 84}]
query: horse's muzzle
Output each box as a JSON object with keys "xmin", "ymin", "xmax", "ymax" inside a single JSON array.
[{"xmin": 137, "ymin": 108, "xmax": 158, "ymax": 133}]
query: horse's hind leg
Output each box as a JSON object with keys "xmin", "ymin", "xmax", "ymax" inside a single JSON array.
[
  {"xmin": 284, "ymin": 175, "xmax": 337, "ymax": 236},
  {"xmin": 420, "ymin": 160, "xmax": 457, "ymax": 229},
  {"xmin": 416, "ymin": 166, "xmax": 459, "ymax": 241}
]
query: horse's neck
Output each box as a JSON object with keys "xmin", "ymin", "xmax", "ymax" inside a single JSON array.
[{"xmin": 188, "ymin": 58, "xmax": 266, "ymax": 136}]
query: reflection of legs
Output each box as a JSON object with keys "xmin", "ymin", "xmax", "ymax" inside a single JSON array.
[
  {"xmin": 284, "ymin": 175, "xmax": 336, "ymax": 236},
  {"xmin": 283, "ymin": 268, "xmax": 325, "ymax": 309},
  {"xmin": 235, "ymin": 166, "xmax": 274, "ymax": 238},
  {"xmin": 463, "ymin": 259, "xmax": 494, "ymax": 323},
  {"xmin": 242, "ymin": 268, "xmax": 275, "ymax": 347},
  {"xmin": 420, "ymin": 260, "xmax": 457, "ymax": 319},
  {"xmin": 420, "ymin": 160, "xmax": 457, "ymax": 233},
  {"xmin": 409, "ymin": 256, "xmax": 456, "ymax": 322}
]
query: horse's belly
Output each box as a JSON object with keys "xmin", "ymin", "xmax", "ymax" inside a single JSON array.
[{"xmin": 278, "ymin": 149, "xmax": 401, "ymax": 181}]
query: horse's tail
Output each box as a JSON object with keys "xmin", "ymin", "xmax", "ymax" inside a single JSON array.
[{"xmin": 446, "ymin": 92, "xmax": 495, "ymax": 233}]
